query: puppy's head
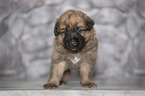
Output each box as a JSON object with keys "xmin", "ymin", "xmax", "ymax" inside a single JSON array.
[{"xmin": 54, "ymin": 10, "xmax": 94, "ymax": 52}]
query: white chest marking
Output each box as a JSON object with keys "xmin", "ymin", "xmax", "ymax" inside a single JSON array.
[{"xmin": 70, "ymin": 56, "xmax": 81, "ymax": 64}]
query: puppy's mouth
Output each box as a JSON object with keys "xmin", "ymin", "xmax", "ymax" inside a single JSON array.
[{"xmin": 63, "ymin": 35, "xmax": 85, "ymax": 52}]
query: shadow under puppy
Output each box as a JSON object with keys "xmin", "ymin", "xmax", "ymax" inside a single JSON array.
[{"xmin": 43, "ymin": 10, "xmax": 98, "ymax": 89}]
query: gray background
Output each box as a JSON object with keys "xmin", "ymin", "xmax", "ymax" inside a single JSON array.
[{"xmin": 0, "ymin": 0, "xmax": 145, "ymax": 79}]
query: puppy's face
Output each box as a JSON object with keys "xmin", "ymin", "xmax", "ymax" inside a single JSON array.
[{"xmin": 54, "ymin": 10, "xmax": 94, "ymax": 52}]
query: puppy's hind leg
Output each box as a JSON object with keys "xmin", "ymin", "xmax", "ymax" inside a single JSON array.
[{"xmin": 60, "ymin": 69, "xmax": 71, "ymax": 85}]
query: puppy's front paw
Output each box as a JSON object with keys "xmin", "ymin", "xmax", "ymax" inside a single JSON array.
[
  {"xmin": 82, "ymin": 82, "xmax": 97, "ymax": 88},
  {"xmin": 43, "ymin": 83, "xmax": 58, "ymax": 89}
]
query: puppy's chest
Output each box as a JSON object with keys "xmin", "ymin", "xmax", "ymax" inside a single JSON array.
[{"xmin": 68, "ymin": 55, "xmax": 81, "ymax": 65}]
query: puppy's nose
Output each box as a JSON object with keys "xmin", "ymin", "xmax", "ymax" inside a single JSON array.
[{"xmin": 70, "ymin": 40, "xmax": 77, "ymax": 46}]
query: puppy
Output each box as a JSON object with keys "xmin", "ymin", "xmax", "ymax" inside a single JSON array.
[{"xmin": 43, "ymin": 10, "xmax": 98, "ymax": 89}]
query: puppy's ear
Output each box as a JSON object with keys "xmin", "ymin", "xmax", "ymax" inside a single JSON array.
[
  {"xmin": 54, "ymin": 19, "xmax": 60, "ymax": 36},
  {"xmin": 85, "ymin": 16, "xmax": 94, "ymax": 31}
]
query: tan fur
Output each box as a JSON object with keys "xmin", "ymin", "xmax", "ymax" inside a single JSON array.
[{"xmin": 43, "ymin": 10, "xmax": 98, "ymax": 89}]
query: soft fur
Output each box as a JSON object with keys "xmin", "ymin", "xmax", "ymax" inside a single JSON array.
[{"xmin": 43, "ymin": 10, "xmax": 98, "ymax": 89}]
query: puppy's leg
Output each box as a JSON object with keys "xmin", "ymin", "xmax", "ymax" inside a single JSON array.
[
  {"xmin": 43, "ymin": 61, "xmax": 66, "ymax": 89},
  {"xmin": 60, "ymin": 69, "xmax": 71, "ymax": 85},
  {"xmin": 80, "ymin": 61, "xmax": 97, "ymax": 88}
]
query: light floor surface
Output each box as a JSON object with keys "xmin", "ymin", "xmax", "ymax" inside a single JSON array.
[{"xmin": 0, "ymin": 77, "xmax": 145, "ymax": 96}]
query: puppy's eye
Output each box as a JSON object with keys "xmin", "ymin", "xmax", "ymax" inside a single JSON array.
[
  {"xmin": 61, "ymin": 30, "xmax": 67, "ymax": 34},
  {"xmin": 77, "ymin": 29, "xmax": 82, "ymax": 33}
]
